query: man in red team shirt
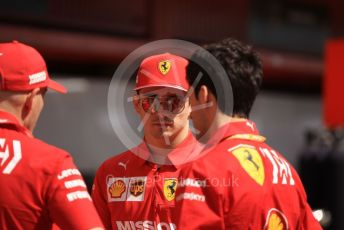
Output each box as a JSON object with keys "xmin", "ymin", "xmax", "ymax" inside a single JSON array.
[
  {"xmin": 92, "ymin": 53, "xmax": 201, "ymax": 230},
  {"xmin": 173, "ymin": 38, "xmax": 322, "ymax": 229},
  {"xmin": 0, "ymin": 41, "xmax": 104, "ymax": 229}
]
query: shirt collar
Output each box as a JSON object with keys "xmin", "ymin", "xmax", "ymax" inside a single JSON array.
[
  {"xmin": 206, "ymin": 119, "xmax": 260, "ymax": 147},
  {"xmin": 131, "ymin": 132, "xmax": 203, "ymax": 168},
  {"xmin": 0, "ymin": 110, "xmax": 33, "ymax": 137}
]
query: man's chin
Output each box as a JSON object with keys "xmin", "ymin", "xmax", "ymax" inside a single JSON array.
[
  {"xmin": 161, "ymin": 130, "xmax": 174, "ymax": 138},
  {"xmin": 149, "ymin": 129, "xmax": 173, "ymax": 139}
]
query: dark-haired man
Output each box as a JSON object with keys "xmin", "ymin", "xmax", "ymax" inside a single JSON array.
[{"xmin": 174, "ymin": 38, "xmax": 321, "ymax": 229}]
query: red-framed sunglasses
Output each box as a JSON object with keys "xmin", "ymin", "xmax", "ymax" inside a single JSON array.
[{"xmin": 139, "ymin": 94, "xmax": 187, "ymax": 114}]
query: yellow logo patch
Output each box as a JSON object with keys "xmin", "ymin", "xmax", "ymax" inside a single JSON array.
[
  {"xmin": 158, "ymin": 60, "xmax": 171, "ymax": 75},
  {"xmin": 108, "ymin": 179, "xmax": 126, "ymax": 198},
  {"xmin": 164, "ymin": 178, "xmax": 178, "ymax": 201},
  {"xmin": 231, "ymin": 146, "xmax": 265, "ymax": 186},
  {"xmin": 265, "ymin": 209, "xmax": 288, "ymax": 230}
]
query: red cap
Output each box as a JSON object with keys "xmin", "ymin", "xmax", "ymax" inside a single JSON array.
[
  {"xmin": 0, "ymin": 41, "xmax": 67, "ymax": 93},
  {"xmin": 134, "ymin": 53, "xmax": 189, "ymax": 91}
]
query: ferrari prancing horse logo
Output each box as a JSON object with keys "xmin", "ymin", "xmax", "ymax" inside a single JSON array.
[
  {"xmin": 164, "ymin": 178, "xmax": 177, "ymax": 201},
  {"xmin": 158, "ymin": 60, "xmax": 171, "ymax": 75},
  {"xmin": 230, "ymin": 145, "xmax": 265, "ymax": 186}
]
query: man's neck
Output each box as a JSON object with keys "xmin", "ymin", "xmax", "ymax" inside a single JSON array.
[
  {"xmin": 0, "ymin": 106, "xmax": 23, "ymax": 125},
  {"xmin": 144, "ymin": 128, "xmax": 189, "ymax": 165}
]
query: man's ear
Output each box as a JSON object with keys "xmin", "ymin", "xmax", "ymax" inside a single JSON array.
[
  {"xmin": 198, "ymin": 85, "xmax": 210, "ymax": 104},
  {"xmin": 22, "ymin": 88, "xmax": 40, "ymax": 120}
]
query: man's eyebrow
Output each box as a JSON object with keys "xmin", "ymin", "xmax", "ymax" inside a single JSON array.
[
  {"xmin": 164, "ymin": 92, "xmax": 185, "ymax": 96},
  {"xmin": 140, "ymin": 93, "xmax": 157, "ymax": 98},
  {"xmin": 140, "ymin": 92, "xmax": 185, "ymax": 98}
]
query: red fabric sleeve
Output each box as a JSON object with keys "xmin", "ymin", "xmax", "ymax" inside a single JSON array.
[
  {"xmin": 92, "ymin": 165, "xmax": 113, "ymax": 230},
  {"xmin": 47, "ymin": 155, "xmax": 104, "ymax": 230},
  {"xmin": 302, "ymin": 204, "xmax": 323, "ymax": 229}
]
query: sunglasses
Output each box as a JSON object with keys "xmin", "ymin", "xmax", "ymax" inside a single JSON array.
[{"xmin": 139, "ymin": 94, "xmax": 187, "ymax": 114}]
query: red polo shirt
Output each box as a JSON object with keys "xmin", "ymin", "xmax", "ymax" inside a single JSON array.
[
  {"xmin": 173, "ymin": 120, "xmax": 322, "ymax": 229},
  {"xmin": 92, "ymin": 132, "xmax": 202, "ymax": 230},
  {"xmin": 0, "ymin": 111, "xmax": 103, "ymax": 229}
]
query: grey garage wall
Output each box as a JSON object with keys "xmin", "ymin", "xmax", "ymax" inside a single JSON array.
[{"xmin": 34, "ymin": 76, "xmax": 322, "ymax": 174}]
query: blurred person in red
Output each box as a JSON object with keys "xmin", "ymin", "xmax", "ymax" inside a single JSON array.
[
  {"xmin": 173, "ymin": 38, "xmax": 322, "ymax": 229},
  {"xmin": 92, "ymin": 53, "xmax": 201, "ymax": 229},
  {"xmin": 0, "ymin": 41, "xmax": 104, "ymax": 230}
]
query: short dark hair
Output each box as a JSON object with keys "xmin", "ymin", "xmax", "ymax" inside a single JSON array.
[{"xmin": 187, "ymin": 38, "xmax": 263, "ymax": 118}]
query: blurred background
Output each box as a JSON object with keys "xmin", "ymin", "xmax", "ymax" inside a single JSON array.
[{"xmin": 1, "ymin": 0, "xmax": 343, "ymax": 229}]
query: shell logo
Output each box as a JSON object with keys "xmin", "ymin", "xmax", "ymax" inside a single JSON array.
[
  {"xmin": 108, "ymin": 179, "xmax": 126, "ymax": 198},
  {"xmin": 264, "ymin": 208, "xmax": 288, "ymax": 230}
]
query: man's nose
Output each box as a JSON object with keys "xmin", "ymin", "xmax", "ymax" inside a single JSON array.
[
  {"xmin": 149, "ymin": 100, "xmax": 161, "ymax": 114},
  {"xmin": 150, "ymin": 100, "xmax": 166, "ymax": 114}
]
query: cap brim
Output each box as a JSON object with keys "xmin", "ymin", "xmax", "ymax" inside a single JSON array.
[
  {"xmin": 47, "ymin": 79, "xmax": 67, "ymax": 94},
  {"xmin": 134, "ymin": 84, "xmax": 187, "ymax": 92}
]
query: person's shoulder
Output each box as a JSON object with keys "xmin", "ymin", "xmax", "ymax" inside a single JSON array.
[
  {"xmin": 183, "ymin": 139, "xmax": 239, "ymax": 176},
  {"xmin": 102, "ymin": 149, "xmax": 135, "ymax": 165},
  {"xmin": 96, "ymin": 148, "xmax": 137, "ymax": 174},
  {"xmin": 13, "ymin": 135, "xmax": 73, "ymax": 175},
  {"xmin": 28, "ymin": 136, "xmax": 70, "ymax": 158},
  {"xmin": 258, "ymin": 142, "xmax": 293, "ymax": 166},
  {"xmin": 191, "ymin": 138, "xmax": 264, "ymax": 174},
  {"xmin": 1, "ymin": 127, "xmax": 69, "ymax": 157},
  {"xmin": 2, "ymin": 127, "xmax": 70, "ymax": 162},
  {"xmin": 199, "ymin": 138, "xmax": 244, "ymax": 164}
]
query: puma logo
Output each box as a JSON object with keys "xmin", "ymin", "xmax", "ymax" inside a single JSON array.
[
  {"xmin": 246, "ymin": 121, "xmax": 254, "ymax": 131},
  {"xmin": 118, "ymin": 161, "xmax": 129, "ymax": 170}
]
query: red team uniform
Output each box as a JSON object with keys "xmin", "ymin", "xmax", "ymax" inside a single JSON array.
[
  {"xmin": 92, "ymin": 52, "xmax": 200, "ymax": 230},
  {"xmin": 174, "ymin": 120, "xmax": 322, "ymax": 229},
  {"xmin": 0, "ymin": 111, "xmax": 103, "ymax": 229},
  {"xmin": 92, "ymin": 133, "xmax": 200, "ymax": 230}
]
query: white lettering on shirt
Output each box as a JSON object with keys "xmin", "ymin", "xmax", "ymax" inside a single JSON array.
[
  {"xmin": 179, "ymin": 178, "xmax": 207, "ymax": 188},
  {"xmin": 66, "ymin": 191, "xmax": 91, "ymax": 202},
  {"xmin": 64, "ymin": 179, "xmax": 87, "ymax": 189},
  {"xmin": 116, "ymin": 221, "xmax": 176, "ymax": 230},
  {"xmin": 0, "ymin": 139, "xmax": 22, "ymax": 174},
  {"xmin": 57, "ymin": 168, "xmax": 81, "ymax": 180},
  {"xmin": 260, "ymin": 147, "xmax": 295, "ymax": 185},
  {"xmin": 176, "ymin": 192, "xmax": 205, "ymax": 202}
]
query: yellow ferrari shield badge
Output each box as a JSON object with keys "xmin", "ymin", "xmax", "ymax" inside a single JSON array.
[
  {"xmin": 231, "ymin": 146, "xmax": 265, "ymax": 186},
  {"xmin": 164, "ymin": 178, "xmax": 178, "ymax": 201},
  {"xmin": 158, "ymin": 60, "xmax": 171, "ymax": 75}
]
